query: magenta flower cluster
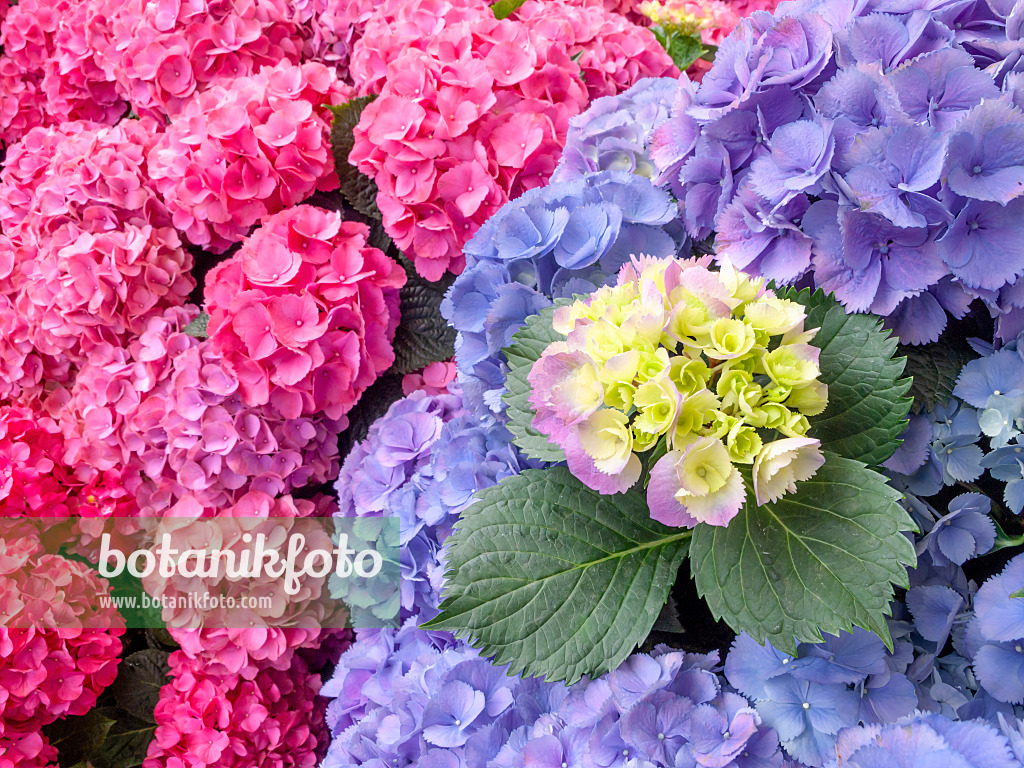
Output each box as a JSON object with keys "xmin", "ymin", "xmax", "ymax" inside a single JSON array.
[
  {"xmin": 148, "ymin": 61, "xmax": 353, "ymax": 252},
  {"xmin": 350, "ymin": 0, "xmax": 675, "ymax": 280},
  {"xmin": 59, "ymin": 306, "xmax": 344, "ymax": 518},
  {"xmin": 0, "ymin": 0, "xmax": 126, "ymax": 143},
  {"xmin": 145, "ymin": 633, "xmax": 350, "ymax": 768},
  {"xmin": 204, "ymin": 204, "xmax": 405, "ymax": 420}
]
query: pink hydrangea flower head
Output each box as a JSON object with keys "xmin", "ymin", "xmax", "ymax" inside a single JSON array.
[
  {"xmin": 0, "ymin": 0, "xmax": 127, "ymax": 144},
  {"xmin": 0, "ymin": 724, "xmax": 57, "ymax": 768},
  {"xmin": 138, "ymin": 492, "xmax": 347, "ymax": 678},
  {"xmin": 148, "ymin": 61, "xmax": 354, "ymax": 252},
  {"xmin": 144, "ymin": 635, "xmax": 347, "ymax": 768},
  {"xmin": 204, "ymin": 205, "xmax": 405, "ymax": 420},
  {"xmin": 349, "ymin": 0, "xmax": 673, "ymax": 279},
  {"xmin": 515, "ymin": 0, "xmax": 678, "ymax": 100},
  {"xmin": 0, "ymin": 119, "xmax": 194, "ymax": 377},
  {"xmin": 105, "ymin": 0, "xmax": 306, "ymax": 118},
  {"xmin": 59, "ymin": 306, "xmax": 346, "ymax": 517},
  {"xmin": 0, "ymin": 530, "xmax": 124, "ymax": 735},
  {"xmin": 293, "ymin": 0, "xmax": 378, "ymax": 83},
  {"xmin": 0, "ymin": 404, "xmax": 75, "ymax": 520}
]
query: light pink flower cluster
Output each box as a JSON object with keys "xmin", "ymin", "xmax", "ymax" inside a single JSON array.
[
  {"xmin": 58, "ymin": 307, "xmax": 345, "ymax": 518},
  {"xmin": 0, "ymin": 118, "xmax": 194, "ymax": 394},
  {"xmin": 103, "ymin": 0, "xmax": 305, "ymax": 118},
  {"xmin": 347, "ymin": 0, "xmax": 491, "ymax": 97},
  {"xmin": 402, "ymin": 360, "xmax": 458, "ymax": 396},
  {"xmin": 144, "ymin": 637, "xmax": 345, "ymax": 768},
  {"xmin": 0, "ymin": 0, "xmax": 125, "ymax": 144},
  {"xmin": 515, "ymin": 0, "xmax": 677, "ymax": 100},
  {"xmin": 147, "ymin": 61, "xmax": 353, "ymax": 252},
  {"xmin": 349, "ymin": 0, "xmax": 675, "ymax": 280},
  {"xmin": 204, "ymin": 205, "xmax": 405, "ymax": 420},
  {"xmin": 0, "ymin": 528, "xmax": 125, "ymax": 765}
]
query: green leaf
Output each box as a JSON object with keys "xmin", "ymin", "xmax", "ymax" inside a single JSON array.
[
  {"xmin": 491, "ymin": 0, "xmax": 527, "ymax": 19},
  {"xmin": 44, "ymin": 709, "xmax": 115, "ymax": 768},
  {"xmin": 329, "ymin": 96, "xmax": 381, "ymax": 220},
  {"xmin": 91, "ymin": 708, "xmax": 158, "ymax": 768},
  {"xmin": 1011, "ymin": 587, "xmax": 1024, "ymax": 599},
  {"xmin": 182, "ymin": 312, "xmax": 208, "ymax": 338},
  {"xmin": 423, "ymin": 467, "xmax": 691, "ymax": 682},
  {"xmin": 502, "ymin": 304, "xmax": 570, "ymax": 463},
  {"xmin": 787, "ymin": 288, "xmax": 912, "ymax": 466},
  {"xmin": 901, "ymin": 340, "xmax": 978, "ymax": 412},
  {"xmin": 391, "ymin": 259, "xmax": 456, "ymax": 374},
  {"xmin": 689, "ymin": 454, "xmax": 916, "ymax": 654},
  {"xmin": 109, "ymin": 649, "xmax": 171, "ymax": 724},
  {"xmin": 651, "ymin": 26, "xmax": 705, "ymax": 71},
  {"xmin": 993, "ymin": 518, "xmax": 1024, "ymax": 552}
]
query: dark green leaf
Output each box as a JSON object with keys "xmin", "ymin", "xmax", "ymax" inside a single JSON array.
[
  {"xmin": 787, "ymin": 288, "xmax": 912, "ymax": 466},
  {"xmin": 901, "ymin": 341, "xmax": 978, "ymax": 412},
  {"xmin": 424, "ymin": 467, "xmax": 691, "ymax": 682},
  {"xmin": 182, "ymin": 312, "xmax": 208, "ymax": 338},
  {"xmin": 44, "ymin": 709, "xmax": 115, "ymax": 768},
  {"xmin": 391, "ymin": 260, "xmax": 456, "ymax": 374},
  {"xmin": 329, "ymin": 96, "xmax": 381, "ymax": 220},
  {"xmin": 689, "ymin": 454, "xmax": 917, "ymax": 654},
  {"xmin": 109, "ymin": 649, "xmax": 171, "ymax": 724},
  {"xmin": 502, "ymin": 304, "xmax": 570, "ymax": 463},
  {"xmin": 91, "ymin": 709, "xmax": 158, "ymax": 768},
  {"xmin": 491, "ymin": 0, "xmax": 527, "ymax": 19},
  {"xmin": 651, "ymin": 26, "xmax": 705, "ymax": 71},
  {"xmin": 699, "ymin": 44, "xmax": 718, "ymax": 62}
]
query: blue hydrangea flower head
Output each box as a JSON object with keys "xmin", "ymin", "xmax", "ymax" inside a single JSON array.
[
  {"xmin": 968, "ymin": 554, "xmax": 1024, "ymax": 704},
  {"xmin": 444, "ymin": 170, "xmax": 687, "ymax": 420},
  {"xmin": 917, "ymin": 493, "xmax": 996, "ymax": 566},
  {"xmin": 830, "ymin": 713, "xmax": 1019, "ymax": 768}
]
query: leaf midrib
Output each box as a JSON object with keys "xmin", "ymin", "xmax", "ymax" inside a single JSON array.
[{"xmin": 435, "ymin": 527, "xmax": 691, "ymax": 621}]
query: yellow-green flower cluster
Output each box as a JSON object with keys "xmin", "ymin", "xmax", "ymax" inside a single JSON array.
[{"xmin": 527, "ymin": 255, "xmax": 828, "ymax": 527}]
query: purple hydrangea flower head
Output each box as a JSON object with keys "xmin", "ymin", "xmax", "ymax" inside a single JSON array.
[
  {"xmin": 974, "ymin": 554, "xmax": 1024, "ymax": 643},
  {"xmin": 755, "ymin": 675, "xmax": 860, "ymax": 766},
  {"xmin": 726, "ymin": 630, "xmax": 917, "ymax": 766},
  {"xmin": 749, "ymin": 117, "xmax": 836, "ymax": 206},
  {"xmin": 684, "ymin": 693, "xmax": 763, "ymax": 767},
  {"xmin": 944, "ymin": 100, "xmax": 1024, "ymax": 204},
  {"xmin": 907, "ymin": 584, "xmax": 966, "ymax": 647},
  {"xmin": 649, "ymin": 0, "xmax": 1024, "ymax": 344},
  {"xmin": 554, "ymin": 78, "xmax": 678, "ymax": 183},
  {"xmin": 716, "ymin": 185, "xmax": 813, "ymax": 285},
  {"xmin": 619, "ymin": 690, "xmax": 697, "ymax": 765}
]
